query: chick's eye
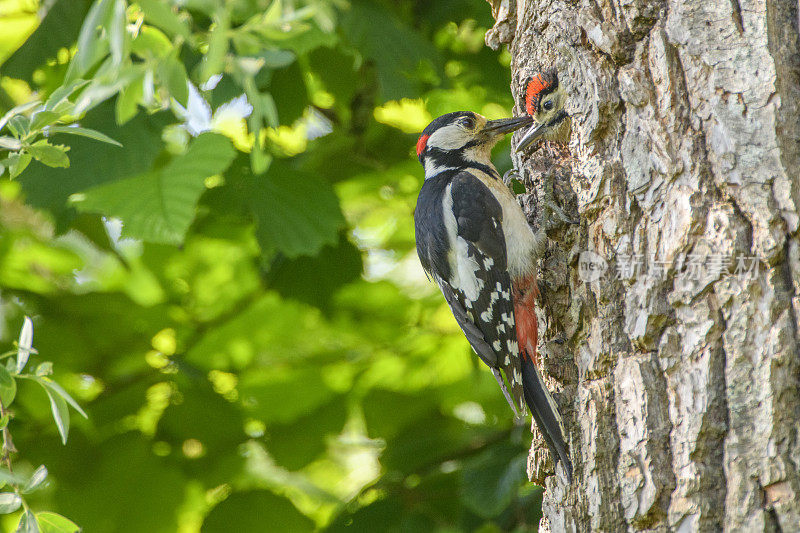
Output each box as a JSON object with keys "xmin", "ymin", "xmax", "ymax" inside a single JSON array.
[{"xmin": 542, "ymin": 100, "xmax": 554, "ymax": 111}]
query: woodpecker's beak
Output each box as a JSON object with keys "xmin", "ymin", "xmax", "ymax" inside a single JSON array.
[
  {"xmin": 482, "ymin": 116, "xmax": 533, "ymax": 136},
  {"xmin": 516, "ymin": 110, "xmax": 569, "ymax": 151}
]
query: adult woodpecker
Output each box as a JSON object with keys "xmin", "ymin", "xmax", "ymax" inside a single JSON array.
[
  {"xmin": 414, "ymin": 111, "xmax": 573, "ymax": 481},
  {"xmin": 517, "ymin": 68, "xmax": 570, "ymax": 150}
]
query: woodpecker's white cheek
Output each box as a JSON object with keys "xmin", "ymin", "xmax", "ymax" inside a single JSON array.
[{"xmin": 427, "ymin": 124, "xmax": 470, "ymax": 151}]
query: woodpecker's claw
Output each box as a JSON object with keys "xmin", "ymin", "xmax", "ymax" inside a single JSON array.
[{"xmin": 502, "ymin": 169, "xmax": 525, "ymax": 192}]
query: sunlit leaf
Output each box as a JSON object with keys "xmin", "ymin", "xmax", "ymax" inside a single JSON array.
[
  {"xmin": 16, "ymin": 510, "xmax": 38, "ymax": 533},
  {"xmin": 199, "ymin": 11, "xmax": 229, "ymax": 83},
  {"xmin": 30, "ymin": 376, "xmax": 88, "ymax": 419},
  {"xmin": 159, "ymin": 54, "xmax": 189, "ymax": 106},
  {"xmin": 41, "ymin": 381, "xmax": 70, "ymax": 444},
  {"xmin": 7, "ymin": 153, "xmax": 32, "ymax": 179},
  {"xmin": 23, "ymin": 465, "xmax": 48, "ymax": 494},
  {"xmin": 47, "ymin": 126, "xmax": 122, "ymax": 147},
  {"xmin": 26, "ymin": 141, "xmax": 70, "ymax": 168},
  {"xmin": 137, "ymin": 0, "xmax": 192, "ymax": 40},
  {"xmin": 65, "ymin": 0, "xmax": 116, "ymax": 82},
  {"xmin": 16, "ymin": 316, "xmax": 33, "ymax": 374},
  {"xmin": 0, "ymin": 492, "xmax": 22, "ymax": 513},
  {"xmin": 36, "ymin": 512, "xmax": 80, "ymax": 533}
]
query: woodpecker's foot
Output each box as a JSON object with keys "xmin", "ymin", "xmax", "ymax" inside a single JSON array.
[{"xmin": 502, "ymin": 168, "xmax": 525, "ymax": 193}]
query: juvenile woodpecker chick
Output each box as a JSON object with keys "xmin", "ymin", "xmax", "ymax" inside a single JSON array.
[
  {"xmin": 414, "ymin": 111, "xmax": 573, "ymax": 482},
  {"xmin": 517, "ymin": 69, "xmax": 570, "ymax": 150}
]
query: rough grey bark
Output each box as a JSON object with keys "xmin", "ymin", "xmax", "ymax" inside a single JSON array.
[{"xmin": 486, "ymin": 0, "xmax": 800, "ymax": 530}]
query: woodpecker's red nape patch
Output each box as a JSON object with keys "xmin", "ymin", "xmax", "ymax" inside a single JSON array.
[{"xmin": 416, "ymin": 134, "xmax": 430, "ymax": 156}]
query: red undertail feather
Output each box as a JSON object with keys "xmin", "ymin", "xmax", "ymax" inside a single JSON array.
[{"xmin": 513, "ymin": 275, "xmax": 539, "ymax": 366}]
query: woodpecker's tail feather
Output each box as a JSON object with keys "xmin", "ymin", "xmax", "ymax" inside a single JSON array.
[{"xmin": 520, "ymin": 356, "xmax": 573, "ymax": 483}]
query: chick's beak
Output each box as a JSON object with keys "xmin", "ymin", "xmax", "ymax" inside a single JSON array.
[
  {"xmin": 516, "ymin": 110, "xmax": 570, "ymax": 151},
  {"xmin": 482, "ymin": 115, "xmax": 533, "ymax": 136},
  {"xmin": 516, "ymin": 122, "xmax": 548, "ymax": 151}
]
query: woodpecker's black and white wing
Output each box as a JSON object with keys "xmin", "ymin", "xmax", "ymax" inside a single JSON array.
[{"xmin": 415, "ymin": 170, "xmax": 526, "ymax": 415}]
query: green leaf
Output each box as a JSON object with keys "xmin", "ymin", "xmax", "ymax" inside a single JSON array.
[
  {"xmin": 0, "ymin": 366, "xmax": 16, "ymax": 406},
  {"xmin": 26, "ymin": 141, "xmax": 70, "ymax": 169},
  {"xmin": 246, "ymin": 160, "xmax": 344, "ymax": 258},
  {"xmin": 7, "ymin": 153, "xmax": 32, "ymax": 179},
  {"xmin": 29, "ymin": 377, "xmax": 88, "ymax": 419},
  {"xmin": 16, "ymin": 510, "xmax": 39, "ymax": 533},
  {"xmin": 108, "ymin": 0, "xmax": 127, "ymax": 65},
  {"xmin": 340, "ymin": 1, "xmax": 439, "ymax": 101},
  {"xmin": 41, "ymin": 382, "xmax": 70, "ymax": 444},
  {"xmin": 0, "ymin": 102, "xmax": 39, "ymax": 133},
  {"xmin": 0, "ymin": 137, "xmax": 22, "ymax": 151},
  {"xmin": 73, "ymin": 133, "xmax": 236, "ymax": 244},
  {"xmin": 159, "ymin": 55, "xmax": 189, "ymax": 107},
  {"xmin": 35, "ymin": 362, "xmax": 54, "ymax": 376},
  {"xmin": 43, "ymin": 80, "xmax": 90, "ymax": 113},
  {"xmin": 116, "ymin": 73, "xmax": 144, "ymax": 124},
  {"xmin": 47, "ymin": 433, "xmax": 185, "ymax": 531},
  {"xmin": 201, "ymin": 490, "xmax": 314, "ymax": 533},
  {"xmin": 29, "ymin": 111, "xmax": 61, "ymax": 132},
  {"xmin": 65, "ymin": 0, "xmax": 115, "ymax": 82},
  {"xmin": 131, "ymin": 26, "xmax": 173, "ymax": 59},
  {"xmin": 48, "ymin": 126, "xmax": 122, "ymax": 147},
  {"xmin": 7, "ymin": 116, "xmax": 30, "ymax": 139},
  {"xmin": 0, "ymin": 415, "xmax": 9, "ymax": 431},
  {"xmin": 460, "ymin": 447, "xmax": 529, "ymax": 518},
  {"xmin": 138, "ymin": 0, "xmax": 192, "ymax": 40},
  {"xmin": 18, "ymin": 102, "xmax": 170, "ymax": 227},
  {"xmin": 36, "ymin": 513, "xmax": 80, "ymax": 533},
  {"xmin": 16, "ymin": 316, "xmax": 33, "ymax": 374},
  {"xmin": 23, "ymin": 465, "xmax": 48, "ymax": 493},
  {"xmin": 0, "ymin": 492, "xmax": 22, "ymax": 514},
  {"xmin": 200, "ymin": 11, "xmax": 229, "ymax": 83},
  {"xmin": 239, "ymin": 368, "xmax": 333, "ymax": 425}
]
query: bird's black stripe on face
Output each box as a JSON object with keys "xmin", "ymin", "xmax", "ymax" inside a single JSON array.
[{"xmin": 546, "ymin": 109, "xmax": 568, "ymax": 127}]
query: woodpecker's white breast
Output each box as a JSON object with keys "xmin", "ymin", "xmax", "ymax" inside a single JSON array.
[
  {"xmin": 443, "ymin": 169, "xmax": 542, "ymax": 284},
  {"xmin": 479, "ymin": 172, "xmax": 542, "ymax": 281}
]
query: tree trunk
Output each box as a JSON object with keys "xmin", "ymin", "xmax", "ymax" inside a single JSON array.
[{"xmin": 486, "ymin": 0, "xmax": 800, "ymax": 530}]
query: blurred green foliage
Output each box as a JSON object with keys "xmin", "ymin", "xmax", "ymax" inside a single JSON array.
[{"xmin": 0, "ymin": 0, "xmax": 541, "ymax": 531}]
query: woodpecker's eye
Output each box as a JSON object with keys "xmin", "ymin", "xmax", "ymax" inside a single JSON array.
[
  {"xmin": 462, "ymin": 117, "xmax": 476, "ymax": 129},
  {"xmin": 542, "ymin": 99, "xmax": 554, "ymax": 111}
]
